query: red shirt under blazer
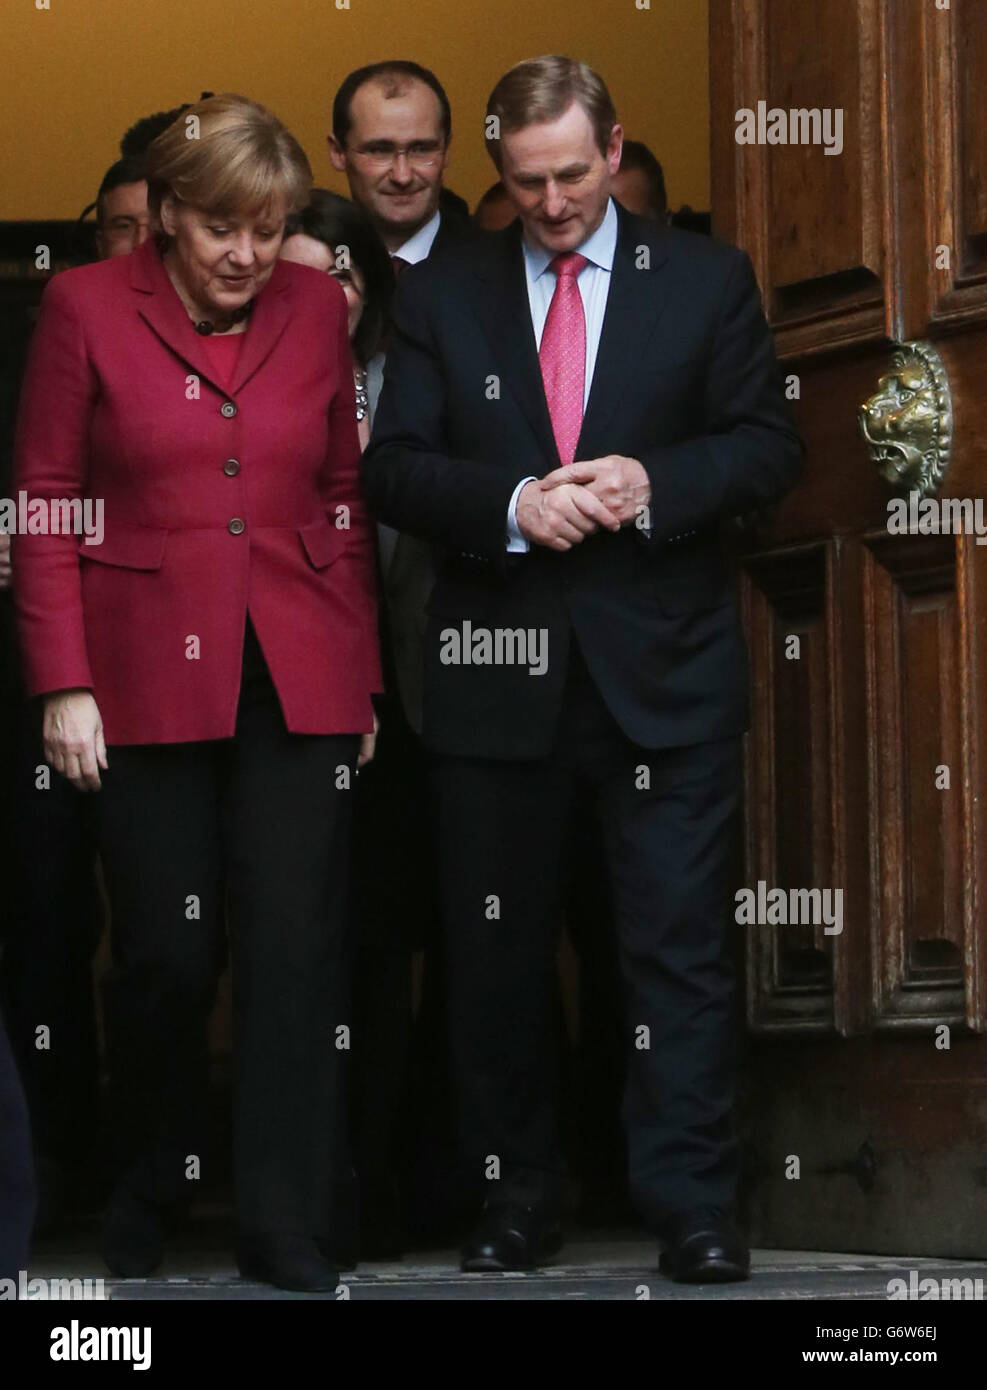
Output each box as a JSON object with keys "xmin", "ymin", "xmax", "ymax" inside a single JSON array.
[{"xmin": 13, "ymin": 237, "xmax": 382, "ymax": 745}]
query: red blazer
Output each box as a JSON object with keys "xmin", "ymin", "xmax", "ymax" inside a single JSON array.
[{"xmin": 13, "ymin": 236, "xmax": 381, "ymax": 745}]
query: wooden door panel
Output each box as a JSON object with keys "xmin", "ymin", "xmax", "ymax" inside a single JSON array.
[
  {"xmin": 713, "ymin": 0, "xmax": 889, "ymax": 356},
  {"xmin": 923, "ymin": 0, "xmax": 987, "ymax": 330},
  {"xmin": 711, "ymin": 0, "xmax": 987, "ymax": 1252},
  {"xmin": 864, "ymin": 533, "xmax": 968, "ymax": 1027},
  {"xmin": 743, "ymin": 545, "xmax": 837, "ymax": 1034}
]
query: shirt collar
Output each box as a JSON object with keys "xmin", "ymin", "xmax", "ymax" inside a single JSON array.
[
  {"xmin": 522, "ymin": 197, "xmax": 618, "ymax": 281},
  {"xmin": 392, "ymin": 209, "xmax": 442, "ymax": 265}
]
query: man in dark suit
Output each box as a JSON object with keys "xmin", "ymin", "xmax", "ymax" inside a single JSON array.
[
  {"xmin": 364, "ymin": 55, "xmax": 803, "ymax": 1280},
  {"xmin": 329, "ymin": 60, "xmax": 472, "ymax": 724},
  {"xmin": 329, "ymin": 61, "xmax": 476, "ymax": 1252}
]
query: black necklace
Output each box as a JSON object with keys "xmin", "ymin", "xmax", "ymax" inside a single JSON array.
[{"xmin": 193, "ymin": 301, "xmax": 254, "ymax": 335}]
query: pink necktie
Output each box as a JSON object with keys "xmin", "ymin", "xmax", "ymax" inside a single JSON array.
[{"xmin": 538, "ymin": 252, "xmax": 588, "ymax": 465}]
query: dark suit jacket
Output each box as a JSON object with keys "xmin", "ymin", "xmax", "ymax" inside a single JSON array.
[
  {"xmin": 429, "ymin": 209, "xmax": 474, "ymax": 258},
  {"xmin": 379, "ymin": 210, "xmax": 479, "ymax": 734},
  {"xmin": 363, "ymin": 203, "xmax": 803, "ymax": 760}
]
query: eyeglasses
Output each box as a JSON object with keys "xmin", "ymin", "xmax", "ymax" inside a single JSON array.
[{"xmin": 350, "ymin": 143, "xmax": 444, "ymax": 170}]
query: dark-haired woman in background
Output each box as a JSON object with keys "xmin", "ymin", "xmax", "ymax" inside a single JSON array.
[{"xmin": 281, "ymin": 189, "xmax": 393, "ymax": 450}]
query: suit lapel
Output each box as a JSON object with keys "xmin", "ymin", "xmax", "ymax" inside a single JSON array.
[
  {"xmin": 575, "ymin": 206, "xmax": 671, "ymax": 460},
  {"xmin": 129, "ymin": 237, "xmax": 291, "ymax": 398},
  {"xmin": 472, "ymin": 225, "xmax": 559, "ymax": 464},
  {"xmin": 471, "ymin": 208, "xmax": 673, "ymax": 468},
  {"xmin": 228, "ymin": 266, "xmax": 291, "ymax": 395}
]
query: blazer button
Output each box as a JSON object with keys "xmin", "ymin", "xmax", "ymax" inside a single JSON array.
[
  {"xmin": 223, "ymin": 458, "xmax": 240, "ymax": 476},
  {"xmin": 228, "ymin": 518, "xmax": 245, "ymax": 535},
  {"xmin": 221, "ymin": 401, "xmax": 237, "ymax": 418}
]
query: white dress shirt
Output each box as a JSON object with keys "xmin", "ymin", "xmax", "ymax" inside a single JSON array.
[
  {"xmin": 392, "ymin": 208, "xmax": 442, "ymax": 264},
  {"xmin": 506, "ymin": 197, "xmax": 619, "ymax": 551}
]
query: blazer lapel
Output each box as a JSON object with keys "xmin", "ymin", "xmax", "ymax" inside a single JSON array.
[
  {"xmin": 228, "ymin": 265, "xmax": 291, "ymax": 396},
  {"xmin": 129, "ymin": 237, "xmax": 290, "ymax": 398},
  {"xmin": 472, "ymin": 225, "xmax": 559, "ymax": 465},
  {"xmin": 575, "ymin": 206, "xmax": 672, "ymax": 460},
  {"xmin": 130, "ymin": 239, "xmax": 222, "ymax": 392}
]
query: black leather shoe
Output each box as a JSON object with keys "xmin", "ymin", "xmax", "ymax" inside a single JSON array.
[
  {"xmin": 658, "ymin": 1206, "xmax": 750, "ymax": 1283},
  {"xmin": 461, "ymin": 1203, "xmax": 563, "ymax": 1272},
  {"xmin": 101, "ymin": 1189, "xmax": 166, "ymax": 1278},
  {"xmin": 236, "ymin": 1235, "xmax": 340, "ymax": 1292}
]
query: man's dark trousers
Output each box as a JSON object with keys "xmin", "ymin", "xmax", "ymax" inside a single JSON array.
[{"xmin": 435, "ymin": 636, "xmax": 742, "ymax": 1225}]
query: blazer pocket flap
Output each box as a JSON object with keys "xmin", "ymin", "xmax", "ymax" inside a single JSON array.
[
  {"xmin": 299, "ymin": 517, "xmax": 346, "ymax": 569},
  {"xmin": 78, "ymin": 526, "xmax": 167, "ymax": 570}
]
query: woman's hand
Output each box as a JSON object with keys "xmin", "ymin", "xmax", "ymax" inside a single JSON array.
[
  {"xmin": 357, "ymin": 710, "xmax": 379, "ymax": 770},
  {"xmin": 42, "ymin": 689, "xmax": 108, "ymax": 791}
]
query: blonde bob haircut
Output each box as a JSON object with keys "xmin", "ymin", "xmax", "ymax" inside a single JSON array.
[{"xmin": 145, "ymin": 93, "xmax": 312, "ymax": 231}]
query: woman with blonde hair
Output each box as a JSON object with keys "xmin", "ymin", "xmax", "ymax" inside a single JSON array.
[{"xmin": 13, "ymin": 94, "xmax": 381, "ymax": 1290}]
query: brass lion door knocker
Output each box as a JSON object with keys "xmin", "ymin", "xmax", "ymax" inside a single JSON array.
[{"xmin": 858, "ymin": 340, "xmax": 953, "ymax": 500}]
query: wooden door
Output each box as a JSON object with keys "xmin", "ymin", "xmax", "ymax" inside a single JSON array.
[{"xmin": 711, "ymin": 0, "xmax": 987, "ymax": 1255}]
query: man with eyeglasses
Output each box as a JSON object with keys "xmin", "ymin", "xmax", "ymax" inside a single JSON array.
[
  {"xmin": 329, "ymin": 61, "xmax": 472, "ymax": 729},
  {"xmin": 94, "ymin": 158, "xmax": 153, "ymax": 260},
  {"xmin": 329, "ymin": 60, "xmax": 468, "ymax": 266}
]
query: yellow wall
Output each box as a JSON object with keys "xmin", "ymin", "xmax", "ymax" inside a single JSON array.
[{"xmin": 3, "ymin": 0, "xmax": 708, "ymax": 220}]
